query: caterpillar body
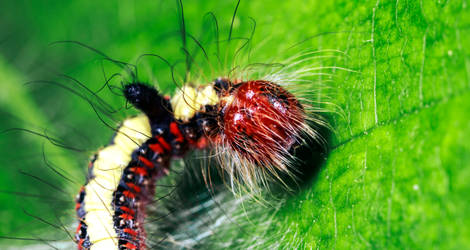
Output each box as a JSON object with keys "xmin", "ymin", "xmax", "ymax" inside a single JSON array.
[{"xmin": 75, "ymin": 78, "xmax": 311, "ymax": 249}]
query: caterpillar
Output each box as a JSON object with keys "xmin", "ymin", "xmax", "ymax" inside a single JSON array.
[
  {"xmin": 75, "ymin": 76, "xmax": 318, "ymax": 249},
  {"xmin": 0, "ymin": 1, "xmax": 341, "ymax": 248}
]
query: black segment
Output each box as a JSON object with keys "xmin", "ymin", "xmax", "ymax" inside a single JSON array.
[
  {"xmin": 213, "ymin": 78, "xmax": 231, "ymax": 93},
  {"xmin": 123, "ymin": 83, "xmax": 173, "ymax": 121}
]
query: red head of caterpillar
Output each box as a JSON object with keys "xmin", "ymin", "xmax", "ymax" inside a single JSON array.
[
  {"xmin": 208, "ymin": 79, "xmax": 309, "ymax": 189},
  {"xmin": 166, "ymin": 75, "xmax": 325, "ymax": 193}
]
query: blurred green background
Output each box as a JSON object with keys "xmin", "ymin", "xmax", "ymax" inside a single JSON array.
[{"xmin": 1, "ymin": 0, "xmax": 469, "ymax": 249}]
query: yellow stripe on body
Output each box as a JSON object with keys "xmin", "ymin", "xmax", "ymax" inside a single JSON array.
[
  {"xmin": 171, "ymin": 85, "xmax": 219, "ymax": 121},
  {"xmin": 84, "ymin": 115, "xmax": 151, "ymax": 250}
]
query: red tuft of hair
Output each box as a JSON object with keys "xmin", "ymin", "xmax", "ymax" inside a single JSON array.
[{"xmin": 220, "ymin": 80, "xmax": 305, "ymax": 169}]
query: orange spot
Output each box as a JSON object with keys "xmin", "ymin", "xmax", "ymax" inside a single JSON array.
[
  {"xmin": 157, "ymin": 136, "xmax": 171, "ymax": 151},
  {"xmin": 130, "ymin": 167, "xmax": 148, "ymax": 176},
  {"xmin": 149, "ymin": 143, "xmax": 164, "ymax": 154},
  {"xmin": 120, "ymin": 206, "xmax": 135, "ymax": 216},
  {"xmin": 123, "ymin": 190, "xmax": 135, "ymax": 199},
  {"xmin": 124, "ymin": 242, "xmax": 137, "ymax": 249},
  {"xmin": 78, "ymin": 239, "xmax": 84, "ymax": 249},
  {"xmin": 123, "ymin": 228, "xmax": 138, "ymax": 237},
  {"xmin": 138, "ymin": 156, "xmax": 154, "ymax": 168},
  {"xmin": 170, "ymin": 122, "xmax": 184, "ymax": 142},
  {"xmin": 120, "ymin": 213, "xmax": 134, "ymax": 220},
  {"xmin": 126, "ymin": 183, "xmax": 141, "ymax": 193},
  {"xmin": 197, "ymin": 137, "xmax": 209, "ymax": 149}
]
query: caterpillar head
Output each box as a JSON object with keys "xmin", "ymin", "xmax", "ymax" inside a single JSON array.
[
  {"xmin": 169, "ymin": 78, "xmax": 320, "ymax": 191},
  {"xmin": 214, "ymin": 79, "xmax": 310, "ymax": 190}
]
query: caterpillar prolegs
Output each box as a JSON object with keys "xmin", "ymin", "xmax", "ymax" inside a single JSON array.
[{"xmin": 75, "ymin": 78, "xmax": 315, "ymax": 249}]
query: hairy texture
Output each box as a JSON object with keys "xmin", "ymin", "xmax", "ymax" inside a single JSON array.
[
  {"xmin": 214, "ymin": 80, "xmax": 310, "ymax": 191},
  {"xmin": 222, "ymin": 80, "xmax": 304, "ymax": 166}
]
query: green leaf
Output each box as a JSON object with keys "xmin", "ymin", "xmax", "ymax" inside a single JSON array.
[
  {"xmin": 0, "ymin": 56, "xmax": 80, "ymax": 243},
  {"xmin": 0, "ymin": 0, "xmax": 469, "ymax": 249}
]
